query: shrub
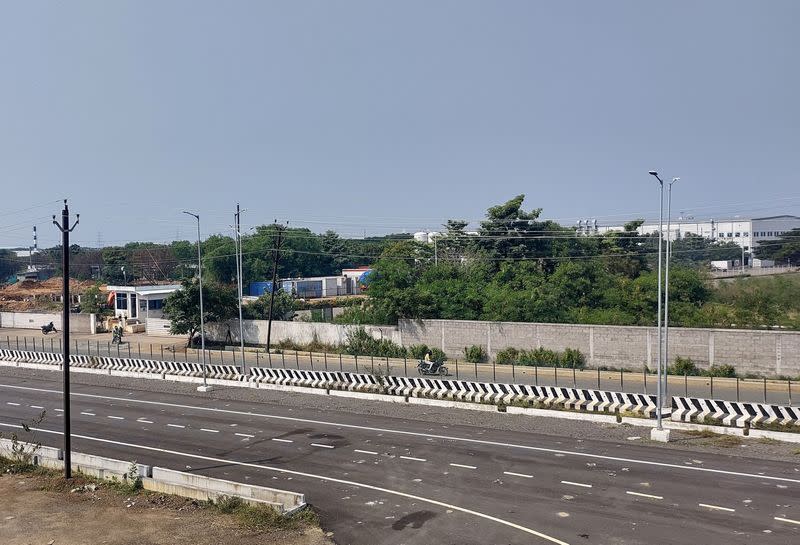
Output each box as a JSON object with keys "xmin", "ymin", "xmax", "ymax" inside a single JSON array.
[
  {"xmin": 463, "ymin": 345, "xmax": 487, "ymax": 363},
  {"xmin": 704, "ymin": 364, "xmax": 736, "ymax": 378},
  {"xmin": 668, "ymin": 356, "xmax": 701, "ymax": 376},
  {"xmin": 518, "ymin": 348, "xmax": 559, "ymax": 367},
  {"xmin": 495, "ymin": 347, "xmax": 520, "ymax": 365},
  {"xmin": 560, "ymin": 348, "xmax": 586, "ymax": 369},
  {"xmin": 429, "ymin": 347, "xmax": 447, "ymax": 362},
  {"xmin": 344, "ymin": 327, "xmax": 406, "ymax": 358},
  {"xmin": 408, "ymin": 344, "xmax": 431, "ymax": 360}
]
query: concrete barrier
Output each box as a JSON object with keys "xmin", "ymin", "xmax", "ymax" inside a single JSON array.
[{"xmin": 0, "ymin": 438, "xmax": 305, "ymax": 514}]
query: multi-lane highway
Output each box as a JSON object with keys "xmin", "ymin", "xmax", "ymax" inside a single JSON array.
[{"xmin": 0, "ymin": 367, "xmax": 798, "ymax": 544}]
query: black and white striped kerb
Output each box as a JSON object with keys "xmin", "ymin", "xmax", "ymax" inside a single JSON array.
[
  {"xmin": 381, "ymin": 376, "xmax": 659, "ymax": 416},
  {"xmin": 672, "ymin": 396, "xmax": 800, "ymax": 427},
  {"xmin": 248, "ymin": 367, "xmax": 379, "ymax": 391},
  {"xmin": 0, "ymin": 349, "xmax": 62, "ymax": 364}
]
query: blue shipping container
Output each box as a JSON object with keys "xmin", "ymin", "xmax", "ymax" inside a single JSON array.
[{"xmin": 249, "ymin": 281, "xmax": 281, "ymax": 297}]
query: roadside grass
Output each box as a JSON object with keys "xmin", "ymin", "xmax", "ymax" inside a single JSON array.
[
  {"xmin": 210, "ymin": 495, "xmax": 318, "ymax": 532},
  {"xmin": 683, "ymin": 430, "xmax": 743, "ymax": 448}
]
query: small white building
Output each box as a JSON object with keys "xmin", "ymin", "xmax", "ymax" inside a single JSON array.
[{"xmin": 106, "ymin": 284, "xmax": 182, "ymax": 324}]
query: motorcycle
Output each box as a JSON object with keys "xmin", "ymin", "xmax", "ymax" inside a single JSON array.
[
  {"xmin": 41, "ymin": 322, "xmax": 57, "ymax": 335},
  {"xmin": 111, "ymin": 326, "xmax": 124, "ymax": 345},
  {"xmin": 417, "ymin": 359, "xmax": 448, "ymax": 376}
]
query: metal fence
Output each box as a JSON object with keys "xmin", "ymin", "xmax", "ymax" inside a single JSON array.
[{"xmin": 0, "ymin": 333, "xmax": 794, "ymax": 406}]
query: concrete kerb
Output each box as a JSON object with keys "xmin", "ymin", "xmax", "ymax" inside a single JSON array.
[{"xmin": 0, "ymin": 438, "xmax": 305, "ymax": 513}]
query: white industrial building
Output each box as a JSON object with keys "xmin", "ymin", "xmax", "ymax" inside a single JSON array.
[{"xmin": 596, "ymin": 215, "xmax": 800, "ymax": 251}]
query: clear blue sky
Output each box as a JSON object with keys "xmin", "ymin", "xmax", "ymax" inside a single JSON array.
[{"xmin": 1, "ymin": 1, "xmax": 798, "ymax": 248}]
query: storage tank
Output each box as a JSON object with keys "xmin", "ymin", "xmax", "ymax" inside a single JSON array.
[{"xmin": 413, "ymin": 231, "xmax": 429, "ymax": 243}]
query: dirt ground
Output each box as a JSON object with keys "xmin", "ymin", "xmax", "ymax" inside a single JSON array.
[{"xmin": 0, "ymin": 472, "xmax": 333, "ymax": 545}]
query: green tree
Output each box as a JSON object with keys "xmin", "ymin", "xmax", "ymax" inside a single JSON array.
[
  {"xmin": 0, "ymin": 249, "xmax": 18, "ymax": 283},
  {"xmin": 80, "ymin": 284, "xmax": 105, "ymax": 314},
  {"xmin": 163, "ymin": 279, "xmax": 237, "ymax": 346},
  {"xmin": 242, "ymin": 290, "xmax": 296, "ymax": 321},
  {"xmin": 755, "ymin": 228, "xmax": 800, "ymax": 264}
]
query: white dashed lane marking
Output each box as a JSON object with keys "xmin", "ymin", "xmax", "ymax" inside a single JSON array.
[
  {"xmin": 167, "ymin": 424, "xmax": 185, "ymax": 429},
  {"xmin": 30, "ymin": 405, "xmax": 44, "ymax": 409},
  {"xmin": 626, "ymin": 491, "xmax": 663, "ymax": 500},
  {"xmin": 503, "ymin": 471, "xmax": 533, "ymax": 479},
  {"xmin": 80, "ymin": 412, "xmax": 96, "ymax": 416},
  {"xmin": 354, "ymin": 449, "xmax": 378, "ymax": 455},
  {"xmin": 449, "ymin": 463, "xmax": 477, "ymax": 470},
  {"xmin": 200, "ymin": 428, "xmax": 219, "ymax": 433},
  {"xmin": 137, "ymin": 419, "xmax": 154, "ymax": 424},
  {"xmin": 53, "ymin": 409, "xmax": 63, "ymax": 412},
  {"xmin": 698, "ymin": 503, "xmax": 735, "ymax": 513},
  {"xmin": 561, "ymin": 481, "xmax": 592, "ymax": 489},
  {"xmin": 235, "ymin": 433, "xmax": 254, "ymax": 438},
  {"xmin": 400, "ymin": 456, "xmax": 427, "ymax": 462},
  {"xmin": 271, "ymin": 438, "xmax": 293, "ymax": 443},
  {"xmin": 311, "ymin": 443, "xmax": 335, "ymax": 449},
  {"xmin": 6, "ymin": 402, "xmax": 19, "ymax": 406},
  {"xmin": 774, "ymin": 516, "xmax": 800, "ymax": 525},
  {"xmin": 107, "ymin": 416, "xmax": 124, "ymax": 420}
]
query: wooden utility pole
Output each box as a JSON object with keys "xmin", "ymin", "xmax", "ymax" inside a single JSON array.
[{"xmin": 265, "ymin": 222, "xmax": 287, "ymax": 351}]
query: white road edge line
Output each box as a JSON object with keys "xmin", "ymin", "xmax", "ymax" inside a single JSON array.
[
  {"xmin": 400, "ymin": 456, "xmax": 427, "ymax": 462},
  {"xmin": 235, "ymin": 433, "xmax": 254, "ymax": 438},
  {"xmin": 311, "ymin": 443, "xmax": 335, "ymax": 449},
  {"xmin": 271, "ymin": 438, "xmax": 293, "ymax": 443},
  {"xmin": 200, "ymin": 428, "xmax": 219, "ymax": 433},
  {"xmin": 354, "ymin": 449, "xmax": 378, "ymax": 455},
  {"xmin": 0, "ymin": 422, "xmax": 570, "ymax": 545},
  {"xmin": 503, "ymin": 471, "xmax": 533, "ymax": 479},
  {"xmin": 626, "ymin": 491, "xmax": 663, "ymax": 500},
  {"xmin": 3, "ymin": 383, "xmax": 799, "ymax": 485},
  {"xmin": 166, "ymin": 424, "xmax": 185, "ymax": 429},
  {"xmin": 698, "ymin": 503, "xmax": 735, "ymax": 512},
  {"xmin": 449, "ymin": 463, "xmax": 477, "ymax": 469},
  {"xmin": 561, "ymin": 481, "xmax": 592, "ymax": 489},
  {"xmin": 774, "ymin": 516, "xmax": 800, "ymax": 525}
]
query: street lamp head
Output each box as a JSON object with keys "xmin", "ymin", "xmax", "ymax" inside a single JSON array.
[
  {"xmin": 648, "ymin": 171, "xmax": 658, "ymax": 176},
  {"xmin": 671, "ymin": 177, "xmax": 680, "ymax": 184}
]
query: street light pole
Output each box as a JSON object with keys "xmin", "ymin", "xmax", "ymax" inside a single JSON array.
[
  {"xmin": 663, "ymin": 177, "xmax": 679, "ymax": 404},
  {"xmin": 52, "ymin": 200, "xmax": 79, "ymax": 479},
  {"xmin": 183, "ymin": 211, "xmax": 210, "ymax": 392},
  {"xmin": 648, "ymin": 171, "xmax": 665, "ymax": 431}
]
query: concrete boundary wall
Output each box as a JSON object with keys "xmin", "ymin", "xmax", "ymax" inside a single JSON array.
[
  {"xmin": 195, "ymin": 317, "xmax": 800, "ymax": 376},
  {"xmin": 0, "ymin": 438, "xmax": 305, "ymax": 513},
  {"xmin": 0, "ymin": 311, "xmax": 96, "ymax": 334},
  {"xmin": 398, "ymin": 319, "xmax": 800, "ymax": 377},
  {"xmin": 205, "ymin": 319, "xmax": 399, "ymax": 347}
]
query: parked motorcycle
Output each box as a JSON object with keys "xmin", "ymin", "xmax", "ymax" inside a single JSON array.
[
  {"xmin": 41, "ymin": 322, "xmax": 57, "ymax": 335},
  {"xmin": 417, "ymin": 359, "xmax": 448, "ymax": 376}
]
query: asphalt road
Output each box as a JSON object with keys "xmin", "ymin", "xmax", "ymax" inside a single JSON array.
[
  {"xmin": 0, "ymin": 372, "xmax": 799, "ymax": 544},
  {"xmin": 1, "ymin": 328, "xmax": 796, "ymax": 406}
]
